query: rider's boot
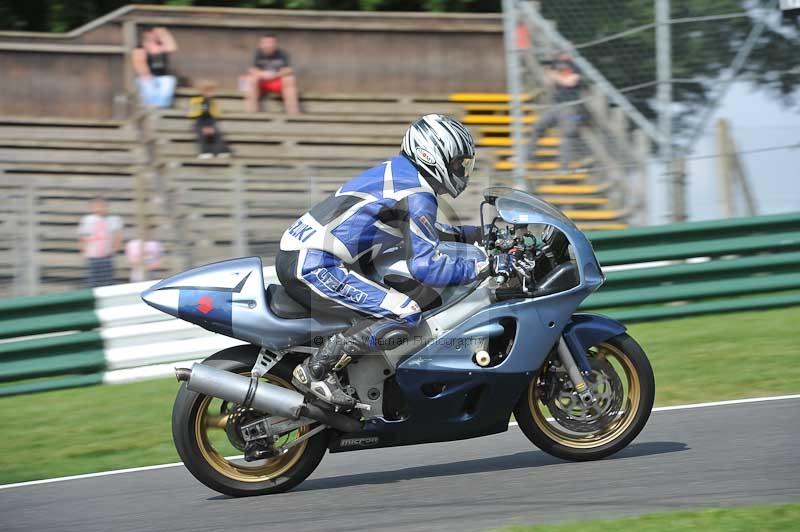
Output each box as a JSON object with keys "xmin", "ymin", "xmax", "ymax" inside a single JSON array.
[
  {"xmin": 293, "ymin": 319, "xmax": 411, "ymax": 410},
  {"xmin": 293, "ymin": 333, "xmax": 357, "ymax": 409}
]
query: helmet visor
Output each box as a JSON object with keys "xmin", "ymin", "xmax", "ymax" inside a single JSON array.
[{"xmin": 449, "ymin": 155, "xmax": 475, "ymax": 182}]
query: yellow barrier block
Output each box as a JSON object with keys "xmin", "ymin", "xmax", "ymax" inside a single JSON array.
[
  {"xmin": 577, "ymin": 222, "xmax": 629, "ymax": 231},
  {"xmin": 449, "ymin": 93, "xmax": 533, "ymax": 103},
  {"xmin": 536, "ymin": 184, "xmax": 603, "ymax": 195},
  {"xmin": 463, "ymin": 115, "xmax": 538, "ymax": 125},
  {"xmin": 528, "ymin": 161, "xmax": 561, "ymax": 171},
  {"xmin": 525, "ymin": 173, "xmax": 590, "ymax": 181},
  {"xmin": 493, "ymin": 148, "xmax": 559, "ymax": 158},
  {"xmin": 478, "ymin": 125, "xmax": 530, "ymax": 134},
  {"xmin": 495, "ymin": 174, "xmax": 590, "ymax": 182},
  {"xmin": 478, "ymin": 137, "xmax": 512, "ymax": 147},
  {"xmin": 563, "ymin": 210, "xmax": 621, "ymax": 221},
  {"xmin": 478, "ymin": 136, "xmax": 560, "ymax": 148},
  {"xmin": 494, "ymin": 145, "xmax": 565, "ymax": 156},
  {"xmin": 463, "ymin": 103, "xmax": 536, "ymax": 112},
  {"xmin": 538, "ymin": 137, "xmax": 561, "ymax": 146},
  {"xmin": 541, "ymin": 196, "xmax": 609, "ymax": 205},
  {"xmin": 494, "ymin": 159, "xmax": 566, "ymax": 171}
]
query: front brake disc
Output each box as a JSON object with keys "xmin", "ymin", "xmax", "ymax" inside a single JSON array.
[{"xmin": 546, "ymin": 356, "xmax": 623, "ymax": 433}]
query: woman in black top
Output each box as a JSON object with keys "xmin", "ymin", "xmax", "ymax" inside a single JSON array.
[{"xmin": 132, "ymin": 27, "xmax": 178, "ymax": 108}]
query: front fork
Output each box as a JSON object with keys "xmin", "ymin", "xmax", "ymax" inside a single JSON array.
[{"xmin": 556, "ymin": 336, "xmax": 596, "ymax": 406}]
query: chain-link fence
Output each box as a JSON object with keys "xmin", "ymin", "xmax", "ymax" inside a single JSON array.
[{"xmin": 504, "ymin": 0, "xmax": 799, "ymax": 222}]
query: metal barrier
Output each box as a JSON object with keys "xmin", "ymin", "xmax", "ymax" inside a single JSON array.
[{"xmin": 1, "ymin": 212, "xmax": 799, "ymax": 396}]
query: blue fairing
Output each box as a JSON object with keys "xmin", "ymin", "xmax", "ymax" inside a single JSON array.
[
  {"xmin": 562, "ymin": 313, "xmax": 626, "ymax": 372},
  {"xmin": 329, "ymin": 311, "xmax": 628, "ymax": 452},
  {"xmin": 178, "ymin": 289, "xmax": 234, "ymax": 337}
]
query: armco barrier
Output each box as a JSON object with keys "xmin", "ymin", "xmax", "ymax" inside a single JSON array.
[{"xmin": 1, "ymin": 212, "xmax": 799, "ymax": 396}]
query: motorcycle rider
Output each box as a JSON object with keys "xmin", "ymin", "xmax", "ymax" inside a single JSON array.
[{"xmin": 277, "ymin": 114, "xmax": 488, "ymax": 409}]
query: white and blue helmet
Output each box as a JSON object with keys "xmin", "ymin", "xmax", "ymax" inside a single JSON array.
[{"xmin": 401, "ymin": 114, "xmax": 476, "ymax": 198}]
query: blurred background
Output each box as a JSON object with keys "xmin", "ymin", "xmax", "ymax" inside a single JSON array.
[
  {"xmin": 0, "ymin": 0, "xmax": 797, "ymax": 297},
  {"xmin": 0, "ymin": 1, "xmax": 799, "ymax": 512}
]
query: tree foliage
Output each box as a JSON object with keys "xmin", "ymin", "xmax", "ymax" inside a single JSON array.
[
  {"xmin": 539, "ymin": 0, "xmax": 799, "ymax": 128},
  {"xmin": 0, "ymin": 0, "xmax": 501, "ymax": 31}
]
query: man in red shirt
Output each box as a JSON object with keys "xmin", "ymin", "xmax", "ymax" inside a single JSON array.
[{"xmin": 239, "ymin": 34, "xmax": 300, "ymax": 114}]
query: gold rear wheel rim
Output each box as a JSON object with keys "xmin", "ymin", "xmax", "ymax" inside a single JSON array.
[
  {"xmin": 529, "ymin": 342, "xmax": 641, "ymax": 449},
  {"xmin": 193, "ymin": 372, "xmax": 310, "ymax": 483}
]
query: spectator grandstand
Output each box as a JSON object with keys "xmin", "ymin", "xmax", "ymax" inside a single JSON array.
[{"xmin": 0, "ymin": 5, "xmax": 642, "ymax": 297}]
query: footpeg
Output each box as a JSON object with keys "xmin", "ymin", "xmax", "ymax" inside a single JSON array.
[{"xmin": 355, "ymin": 402, "xmax": 372, "ymax": 412}]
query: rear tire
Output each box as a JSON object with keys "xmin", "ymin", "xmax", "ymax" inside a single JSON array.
[
  {"xmin": 172, "ymin": 345, "xmax": 329, "ymax": 496},
  {"xmin": 514, "ymin": 333, "xmax": 655, "ymax": 461}
]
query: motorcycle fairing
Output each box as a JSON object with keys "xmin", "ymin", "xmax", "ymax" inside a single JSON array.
[
  {"xmin": 328, "ymin": 313, "xmax": 626, "ymax": 452},
  {"xmin": 329, "ymin": 194, "xmax": 618, "ymax": 452},
  {"xmin": 562, "ymin": 313, "xmax": 627, "ymax": 372},
  {"xmin": 178, "ymin": 288, "xmax": 235, "ymax": 337},
  {"xmin": 141, "ymin": 257, "xmax": 351, "ymax": 351},
  {"xmin": 330, "ymin": 293, "xmax": 577, "ymax": 452}
]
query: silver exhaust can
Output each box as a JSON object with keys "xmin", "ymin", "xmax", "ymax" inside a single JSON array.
[{"xmin": 182, "ymin": 363, "xmax": 305, "ymax": 419}]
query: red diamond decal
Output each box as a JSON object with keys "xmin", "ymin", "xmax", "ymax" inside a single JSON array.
[{"xmin": 196, "ymin": 295, "xmax": 214, "ymax": 315}]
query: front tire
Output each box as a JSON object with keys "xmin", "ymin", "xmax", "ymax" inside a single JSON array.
[
  {"xmin": 514, "ymin": 333, "xmax": 655, "ymax": 461},
  {"xmin": 172, "ymin": 345, "xmax": 329, "ymax": 496}
]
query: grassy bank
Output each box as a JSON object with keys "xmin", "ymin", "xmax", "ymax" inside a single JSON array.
[
  {"xmin": 2, "ymin": 306, "xmax": 799, "ymax": 484},
  {"xmin": 502, "ymin": 501, "xmax": 800, "ymax": 531}
]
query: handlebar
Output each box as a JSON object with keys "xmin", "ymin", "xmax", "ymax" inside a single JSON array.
[{"xmin": 492, "ymin": 253, "xmax": 513, "ymax": 284}]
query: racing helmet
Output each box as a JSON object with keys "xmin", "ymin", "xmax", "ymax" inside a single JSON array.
[{"xmin": 401, "ymin": 114, "xmax": 476, "ymax": 198}]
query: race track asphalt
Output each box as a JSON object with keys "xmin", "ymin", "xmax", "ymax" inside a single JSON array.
[{"xmin": 1, "ymin": 398, "xmax": 799, "ymax": 532}]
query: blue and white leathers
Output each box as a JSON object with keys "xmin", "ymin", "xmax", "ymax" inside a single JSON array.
[{"xmin": 279, "ymin": 155, "xmax": 480, "ymax": 326}]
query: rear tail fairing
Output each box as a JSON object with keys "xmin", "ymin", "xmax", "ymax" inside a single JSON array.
[{"xmin": 141, "ymin": 257, "xmax": 349, "ymax": 351}]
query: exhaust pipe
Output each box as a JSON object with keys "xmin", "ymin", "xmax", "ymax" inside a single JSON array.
[{"xmin": 176, "ymin": 363, "xmax": 362, "ymax": 433}]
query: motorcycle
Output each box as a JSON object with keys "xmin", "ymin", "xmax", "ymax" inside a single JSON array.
[{"xmin": 142, "ymin": 187, "xmax": 655, "ymax": 497}]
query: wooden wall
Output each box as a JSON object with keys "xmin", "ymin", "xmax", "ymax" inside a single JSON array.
[
  {"xmin": 0, "ymin": 5, "xmax": 505, "ymax": 119},
  {"xmin": 0, "ymin": 48, "xmax": 125, "ymax": 119}
]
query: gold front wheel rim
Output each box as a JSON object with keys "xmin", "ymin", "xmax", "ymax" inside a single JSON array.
[
  {"xmin": 193, "ymin": 372, "xmax": 310, "ymax": 483},
  {"xmin": 529, "ymin": 342, "xmax": 641, "ymax": 449}
]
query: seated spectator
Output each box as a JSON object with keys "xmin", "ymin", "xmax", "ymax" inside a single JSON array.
[
  {"xmin": 132, "ymin": 27, "xmax": 178, "ymax": 108},
  {"xmin": 78, "ymin": 196, "xmax": 123, "ymax": 288},
  {"xmin": 125, "ymin": 228, "xmax": 163, "ymax": 283},
  {"xmin": 189, "ymin": 80, "xmax": 231, "ymax": 159},
  {"xmin": 239, "ymin": 34, "xmax": 300, "ymax": 114}
]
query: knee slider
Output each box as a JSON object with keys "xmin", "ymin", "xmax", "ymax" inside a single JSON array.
[
  {"xmin": 378, "ymin": 329, "xmax": 410, "ymax": 351},
  {"xmin": 367, "ymin": 321, "xmax": 410, "ymax": 351}
]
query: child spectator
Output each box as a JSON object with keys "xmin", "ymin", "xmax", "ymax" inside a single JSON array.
[
  {"xmin": 125, "ymin": 228, "xmax": 163, "ymax": 283},
  {"xmin": 189, "ymin": 80, "xmax": 231, "ymax": 159},
  {"xmin": 132, "ymin": 27, "xmax": 178, "ymax": 108},
  {"xmin": 239, "ymin": 34, "xmax": 300, "ymax": 114},
  {"xmin": 78, "ymin": 196, "xmax": 123, "ymax": 288}
]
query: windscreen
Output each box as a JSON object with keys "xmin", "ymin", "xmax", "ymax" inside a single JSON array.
[{"xmin": 484, "ymin": 187, "xmax": 577, "ymax": 229}]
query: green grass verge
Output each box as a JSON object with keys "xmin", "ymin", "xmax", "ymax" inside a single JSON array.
[
  {"xmin": 501, "ymin": 501, "xmax": 800, "ymax": 531},
  {"xmin": 627, "ymin": 305, "xmax": 800, "ymax": 405},
  {"xmin": 1, "ymin": 378, "xmax": 181, "ymax": 485},
  {"xmin": 1, "ymin": 306, "xmax": 799, "ymax": 485}
]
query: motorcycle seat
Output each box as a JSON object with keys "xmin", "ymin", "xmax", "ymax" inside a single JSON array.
[{"xmin": 266, "ymin": 284, "xmax": 312, "ymax": 319}]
